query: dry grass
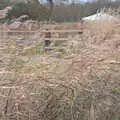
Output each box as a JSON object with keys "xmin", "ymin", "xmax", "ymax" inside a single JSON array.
[{"xmin": 0, "ymin": 19, "xmax": 120, "ymax": 120}]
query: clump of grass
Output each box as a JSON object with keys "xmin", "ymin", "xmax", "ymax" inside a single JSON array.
[
  {"xmin": 24, "ymin": 43, "xmax": 45, "ymax": 56},
  {"xmin": 112, "ymin": 84, "xmax": 120, "ymax": 94},
  {"xmin": 35, "ymin": 43, "xmax": 45, "ymax": 55},
  {"xmin": 53, "ymin": 47, "xmax": 67, "ymax": 58}
]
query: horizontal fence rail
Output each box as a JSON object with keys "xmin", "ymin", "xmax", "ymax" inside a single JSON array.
[
  {"xmin": 42, "ymin": 29, "xmax": 83, "ymax": 33},
  {"xmin": 0, "ymin": 29, "xmax": 83, "ymax": 33},
  {"xmin": 0, "ymin": 29, "xmax": 83, "ymax": 39},
  {"xmin": 0, "ymin": 30, "xmax": 36, "ymax": 33}
]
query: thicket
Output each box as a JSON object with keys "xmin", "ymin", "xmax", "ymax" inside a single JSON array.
[
  {"xmin": 52, "ymin": 2, "xmax": 120, "ymax": 22},
  {"xmin": 0, "ymin": 0, "xmax": 11, "ymax": 10},
  {"xmin": 6, "ymin": 1, "xmax": 50, "ymax": 21},
  {"xmin": 1, "ymin": 0, "xmax": 120, "ymax": 22}
]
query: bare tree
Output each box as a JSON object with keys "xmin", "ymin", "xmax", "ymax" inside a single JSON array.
[{"xmin": 47, "ymin": 0, "xmax": 54, "ymax": 21}]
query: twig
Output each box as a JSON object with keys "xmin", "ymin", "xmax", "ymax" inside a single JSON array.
[{"xmin": 4, "ymin": 88, "xmax": 12, "ymax": 115}]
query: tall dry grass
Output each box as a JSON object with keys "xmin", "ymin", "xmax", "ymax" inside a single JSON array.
[{"xmin": 0, "ymin": 19, "xmax": 120, "ymax": 120}]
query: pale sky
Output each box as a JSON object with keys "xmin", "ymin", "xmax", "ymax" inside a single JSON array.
[
  {"xmin": 39, "ymin": 0, "xmax": 97, "ymax": 3},
  {"xmin": 76, "ymin": 0, "xmax": 97, "ymax": 3},
  {"xmin": 39, "ymin": 0, "xmax": 117, "ymax": 3}
]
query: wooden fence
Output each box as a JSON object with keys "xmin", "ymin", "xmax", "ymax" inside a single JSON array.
[{"xmin": 0, "ymin": 29, "xmax": 83, "ymax": 40}]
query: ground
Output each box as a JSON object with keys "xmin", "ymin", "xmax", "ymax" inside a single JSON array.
[{"xmin": 0, "ymin": 20, "xmax": 120, "ymax": 120}]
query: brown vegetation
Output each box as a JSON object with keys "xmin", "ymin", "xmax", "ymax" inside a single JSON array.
[{"xmin": 0, "ymin": 19, "xmax": 120, "ymax": 120}]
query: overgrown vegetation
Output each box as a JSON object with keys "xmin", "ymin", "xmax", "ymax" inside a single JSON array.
[
  {"xmin": 0, "ymin": 19, "xmax": 120, "ymax": 120},
  {"xmin": 6, "ymin": 1, "xmax": 50, "ymax": 21},
  {"xmin": 52, "ymin": 2, "xmax": 120, "ymax": 22},
  {"xmin": 0, "ymin": 0, "xmax": 11, "ymax": 10},
  {"xmin": 1, "ymin": 0, "xmax": 120, "ymax": 22},
  {"xmin": 0, "ymin": 0, "xmax": 120, "ymax": 119}
]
